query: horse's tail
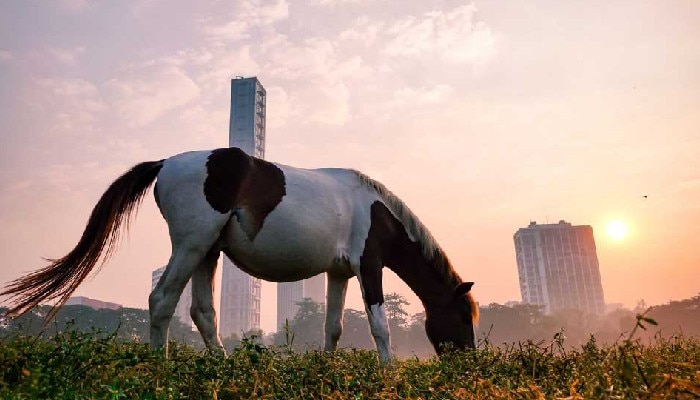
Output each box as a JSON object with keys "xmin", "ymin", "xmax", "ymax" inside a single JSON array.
[{"xmin": 1, "ymin": 159, "xmax": 165, "ymax": 321}]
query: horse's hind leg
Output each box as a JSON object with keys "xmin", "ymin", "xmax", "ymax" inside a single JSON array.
[
  {"xmin": 149, "ymin": 150, "xmax": 237, "ymax": 355},
  {"xmin": 190, "ymin": 248, "xmax": 224, "ymax": 354},
  {"xmin": 324, "ymin": 273, "xmax": 349, "ymax": 351},
  {"xmin": 149, "ymin": 246, "xmax": 207, "ymax": 354},
  {"xmin": 149, "ymin": 221, "xmax": 229, "ymax": 355}
]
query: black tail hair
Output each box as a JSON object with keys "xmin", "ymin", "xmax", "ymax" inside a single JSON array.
[{"xmin": 1, "ymin": 160, "xmax": 164, "ymax": 321}]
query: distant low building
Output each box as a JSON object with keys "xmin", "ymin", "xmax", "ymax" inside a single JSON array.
[
  {"xmin": 504, "ymin": 300, "xmax": 522, "ymax": 308},
  {"xmin": 605, "ymin": 303, "xmax": 626, "ymax": 314},
  {"xmin": 65, "ymin": 296, "xmax": 121, "ymax": 310}
]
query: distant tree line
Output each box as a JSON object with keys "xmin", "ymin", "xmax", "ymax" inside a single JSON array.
[
  {"xmin": 0, "ymin": 305, "xmax": 203, "ymax": 348},
  {"xmin": 2, "ymin": 293, "xmax": 698, "ymax": 358},
  {"xmin": 269, "ymin": 294, "xmax": 435, "ymax": 358},
  {"xmin": 270, "ymin": 293, "xmax": 700, "ymax": 357}
]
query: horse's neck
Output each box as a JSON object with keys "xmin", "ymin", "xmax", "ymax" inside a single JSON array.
[
  {"xmin": 368, "ymin": 200, "xmax": 457, "ymax": 308},
  {"xmin": 384, "ymin": 244, "xmax": 457, "ymax": 309}
]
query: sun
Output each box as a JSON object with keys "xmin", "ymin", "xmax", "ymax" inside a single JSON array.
[{"xmin": 606, "ymin": 220, "xmax": 629, "ymax": 241}]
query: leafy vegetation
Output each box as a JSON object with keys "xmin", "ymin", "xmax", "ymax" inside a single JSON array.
[
  {"xmin": 1, "ymin": 316, "xmax": 699, "ymax": 399},
  {"xmin": 1, "ymin": 296, "xmax": 699, "ymax": 398},
  {"xmin": 4, "ymin": 294, "xmax": 699, "ymax": 358}
]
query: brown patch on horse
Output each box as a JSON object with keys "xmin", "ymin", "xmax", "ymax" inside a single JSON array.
[
  {"xmin": 360, "ymin": 201, "xmax": 477, "ymax": 350},
  {"xmin": 361, "ymin": 201, "xmax": 459, "ymax": 307},
  {"xmin": 204, "ymin": 148, "xmax": 250, "ymax": 213},
  {"xmin": 204, "ymin": 148, "xmax": 286, "ymax": 241}
]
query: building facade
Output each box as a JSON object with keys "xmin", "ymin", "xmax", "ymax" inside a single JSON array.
[
  {"xmin": 513, "ymin": 220, "xmax": 605, "ymax": 315},
  {"xmin": 219, "ymin": 77, "xmax": 265, "ymax": 339},
  {"xmin": 229, "ymin": 76, "xmax": 266, "ymax": 158},
  {"xmin": 277, "ymin": 275, "xmax": 326, "ymax": 330},
  {"xmin": 151, "ymin": 266, "xmax": 194, "ymax": 328}
]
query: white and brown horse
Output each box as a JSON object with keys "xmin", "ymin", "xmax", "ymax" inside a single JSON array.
[{"xmin": 2, "ymin": 147, "xmax": 478, "ymax": 362}]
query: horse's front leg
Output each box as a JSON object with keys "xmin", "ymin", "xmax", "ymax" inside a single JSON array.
[
  {"xmin": 356, "ymin": 257, "xmax": 392, "ymax": 363},
  {"xmin": 324, "ymin": 273, "xmax": 349, "ymax": 351}
]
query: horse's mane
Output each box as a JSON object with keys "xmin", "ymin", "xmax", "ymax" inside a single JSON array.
[{"xmin": 351, "ymin": 170, "xmax": 461, "ymax": 288}]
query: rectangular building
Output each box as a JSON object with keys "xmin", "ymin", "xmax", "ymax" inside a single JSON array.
[
  {"xmin": 219, "ymin": 77, "xmax": 265, "ymax": 339},
  {"xmin": 229, "ymin": 76, "xmax": 266, "ymax": 158},
  {"xmin": 277, "ymin": 274, "xmax": 326, "ymax": 330},
  {"xmin": 514, "ymin": 220, "xmax": 605, "ymax": 315}
]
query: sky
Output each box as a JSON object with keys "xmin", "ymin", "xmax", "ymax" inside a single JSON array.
[{"xmin": 0, "ymin": 0, "xmax": 699, "ymax": 334}]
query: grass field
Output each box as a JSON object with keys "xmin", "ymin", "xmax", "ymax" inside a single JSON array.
[{"xmin": 1, "ymin": 327, "xmax": 699, "ymax": 399}]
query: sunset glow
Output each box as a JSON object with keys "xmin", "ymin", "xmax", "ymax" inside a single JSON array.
[
  {"xmin": 606, "ymin": 220, "xmax": 629, "ymax": 241},
  {"xmin": 1, "ymin": 1, "xmax": 699, "ymax": 333}
]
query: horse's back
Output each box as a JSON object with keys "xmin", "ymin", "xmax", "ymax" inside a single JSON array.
[
  {"xmin": 154, "ymin": 149, "xmax": 381, "ymax": 281},
  {"xmin": 220, "ymin": 163, "xmax": 377, "ymax": 281}
]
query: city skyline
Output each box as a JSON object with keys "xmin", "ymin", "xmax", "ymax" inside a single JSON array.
[{"xmin": 1, "ymin": 1, "xmax": 698, "ymax": 334}]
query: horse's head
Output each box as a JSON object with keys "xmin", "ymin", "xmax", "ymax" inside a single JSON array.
[{"xmin": 425, "ymin": 281, "xmax": 479, "ymax": 355}]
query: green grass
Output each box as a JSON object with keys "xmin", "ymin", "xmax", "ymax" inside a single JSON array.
[{"xmin": 1, "ymin": 331, "xmax": 698, "ymax": 399}]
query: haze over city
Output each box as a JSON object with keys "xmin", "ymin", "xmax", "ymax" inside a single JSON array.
[{"xmin": 1, "ymin": 0, "xmax": 699, "ymax": 334}]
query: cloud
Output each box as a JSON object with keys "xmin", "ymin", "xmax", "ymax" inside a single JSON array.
[
  {"xmin": 104, "ymin": 64, "xmax": 200, "ymax": 127},
  {"xmin": 265, "ymin": 86, "xmax": 293, "ymax": 131},
  {"xmin": 310, "ymin": 0, "xmax": 366, "ymax": 5},
  {"xmin": 296, "ymin": 79, "xmax": 351, "ymax": 125},
  {"xmin": 260, "ymin": 36, "xmax": 371, "ymax": 126},
  {"xmin": 58, "ymin": 0, "xmax": 90, "ymax": 13},
  {"xmin": 678, "ymin": 178, "xmax": 700, "ymax": 191},
  {"xmin": 203, "ymin": 20, "xmax": 250, "ymax": 42},
  {"xmin": 202, "ymin": 0, "xmax": 289, "ymax": 42},
  {"xmin": 0, "ymin": 49, "xmax": 13, "ymax": 63},
  {"xmin": 339, "ymin": 16, "xmax": 383, "ymax": 43},
  {"xmin": 384, "ymin": 4, "xmax": 495, "ymax": 65},
  {"xmin": 25, "ymin": 78, "xmax": 106, "ymax": 135},
  {"xmin": 175, "ymin": 105, "xmax": 230, "ymax": 147},
  {"xmin": 191, "ymin": 45, "xmax": 260, "ymax": 94},
  {"xmin": 48, "ymin": 47, "xmax": 85, "ymax": 65},
  {"xmin": 389, "ymin": 84, "xmax": 455, "ymax": 108}
]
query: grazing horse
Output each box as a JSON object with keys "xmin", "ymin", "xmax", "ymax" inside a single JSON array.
[{"xmin": 1, "ymin": 147, "xmax": 478, "ymax": 362}]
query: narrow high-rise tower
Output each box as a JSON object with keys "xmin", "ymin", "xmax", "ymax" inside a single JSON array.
[
  {"xmin": 219, "ymin": 77, "xmax": 265, "ymax": 339},
  {"xmin": 513, "ymin": 220, "xmax": 606, "ymax": 315}
]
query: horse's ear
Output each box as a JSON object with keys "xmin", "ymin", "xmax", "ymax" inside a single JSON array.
[{"xmin": 454, "ymin": 282, "xmax": 474, "ymax": 298}]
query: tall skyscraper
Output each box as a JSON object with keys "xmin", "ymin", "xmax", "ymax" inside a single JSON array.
[
  {"xmin": 513, "ymin": 220, "xmax": 605, "ymax": 315},
  {"xmin": 219, "ymin": 77, "xmax": 265, "ymax": 339},
  {"xmin": 229, "ymin": 76, "xmax": 266, "ymax": 158},
  {"xmin": 277, "ymin": 275, "xmax": 326, "ymax": 330},
  {"xmin": 151, "ymin": 266, "xmax": 194, "ymax": 329}
]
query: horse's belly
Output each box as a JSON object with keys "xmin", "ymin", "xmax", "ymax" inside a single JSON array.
[{"xmin": 222, "ymin": 208, "xmax": 347, "ymax": 282}]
